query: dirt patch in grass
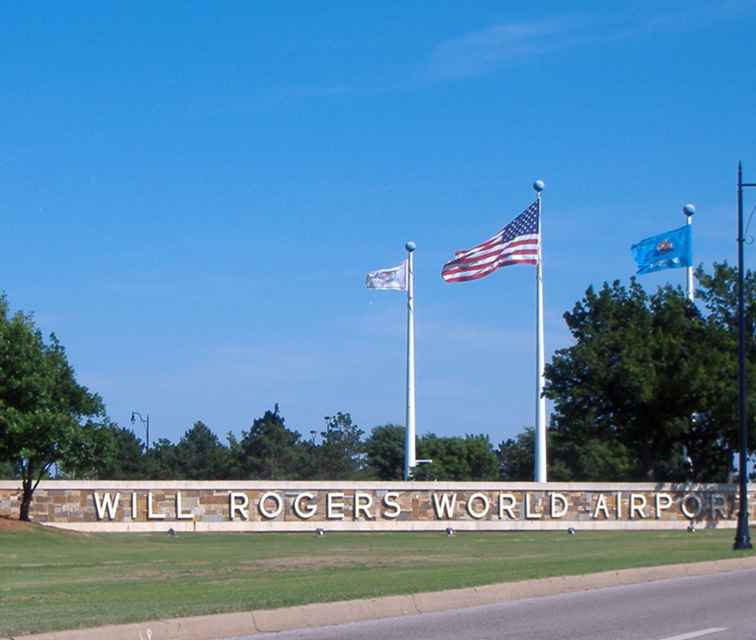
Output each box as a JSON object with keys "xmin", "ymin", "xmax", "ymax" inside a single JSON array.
[
  {"xmin": 0, "ymin": 517, "xmax": 33, "ymax": 532},
  {"xmin": 251, "ymin": 553, "xmax": 458, "ymax": 571},
  {"xmin": 0, "ymin": 518, "xmax": 87, "ymax": 536}
]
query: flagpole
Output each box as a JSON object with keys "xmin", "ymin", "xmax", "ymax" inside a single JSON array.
[
  {"xmin": 683, "ymin": 203, "xmax": 695, "ymax": 302},
  {"xmin": 683, "ymin": 202, "xmax": 696, "ymax": 480},
  {"xmin": 404, "ymin": 241, "xmax": 417, "ymax": 480},
  {"xmin": 533, "ymin": 180, "xmax": 547, "ymax": 483}
]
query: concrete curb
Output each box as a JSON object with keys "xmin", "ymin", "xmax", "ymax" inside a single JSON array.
[{"xmin": 7, "ymin": 556, "xmax": 756, "ymax": 640}]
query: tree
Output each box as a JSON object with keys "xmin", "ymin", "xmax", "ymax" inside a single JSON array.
[
  {"xmin": 696, "ymin": 262, "xmax": 756, "ymax": 332},
  {"xmin": 311, "ymin": 412, "xmax": 365, "ymax": 480},
  {"xmin": 237, "ymin": 405, "xmax": 305, "ymax": 479},
  {"xmin": 0, "ymin": 460, "xmax": 16, "ymax": 479},
  {"xmin": 225, "ymin": 432, "xmax": 245, "ymax": 479},
  {"xmin": 0, "ymin": 296, "xmax": 105, "ymax": 520},
  {"xmin": 462, "ymin": 434, "xmax": 501, "ymax": 480},
  {"xmin": 694, "ymin": 262, "xmax": 756, "ymax": 477},
  {"xmin": 364, "ymin": 424, "xmax": 405, "ymax": 480},
  {"xmin": 174, "ymin": 421, "xmax": 229, "ymax": 479},
  {"xmin": 58, "ymin": 421, "xmax": 117, "ymax": 479},
  {"xmin": 498, "ymin": 428, "xmax": 535, "ymax": 481},
  {"xmin": 414, "ymin": 433, "xmax": 499, "ymax": 481},
  {"xmin": 144, "ymin": 439, "xmax": 181, "ymax": 479},
  {"xmin": 498, "ymin": 426, "xmax": 631, "ymax": 481},
  {"xmin": 544, "ymin": 272, "xmax": 755, "ymax": 482},
  {"xmin": 92, "ymin": 424, "xmax": 147, "ymax": 479}
]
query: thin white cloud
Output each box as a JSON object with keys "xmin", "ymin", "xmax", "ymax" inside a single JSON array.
[
  {"xmin": 428, "ymin": 19, "xmax": 573, "ymax": 80},
  {"xmin": 425, "ymin": 1, "xmax": 756, "ymax": 82},
  {"xmin": 259, "ymin": 2, "xmax": 755, "ymax": 98}
]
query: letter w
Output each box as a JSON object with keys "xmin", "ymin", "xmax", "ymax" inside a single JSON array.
[
  {"xmin": 94, "ymin": 493, "xmax": 120, "ymax": 520},
  {"xmin": 432, "ymin": 493, "xmax": 457, "ymax": 519}
]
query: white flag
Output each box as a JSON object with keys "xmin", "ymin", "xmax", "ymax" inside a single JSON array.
[{"xmin": 365, "ymin": 261, "xmax": 407, "ymax": 291}]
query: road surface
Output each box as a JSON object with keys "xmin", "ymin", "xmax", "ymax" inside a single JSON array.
[{"xmin": 242, "ymin": 568, "xmax": 756, "ymax": 639}]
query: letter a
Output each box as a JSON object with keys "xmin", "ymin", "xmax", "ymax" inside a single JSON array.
[{"xmin": 592, "ymin": 494, "xmax": 611, "ymax": 519}]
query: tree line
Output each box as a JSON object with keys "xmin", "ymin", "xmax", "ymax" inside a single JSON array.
[
  {"xmin": 2, "ymin": 262, "xmax": 755, "ymax": 520},
  {"xmin": 14, "ymin": 408, "xmax": 502, "ymax": 483}
]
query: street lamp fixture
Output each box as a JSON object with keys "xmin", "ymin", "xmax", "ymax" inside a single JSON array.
[
  {"xmin": 734, "ymin": 162, "xmax": 755, "ymax": 550},
  {"xmin": 130, "ymin": 411, "xmax": 150, "ymax": 450}
]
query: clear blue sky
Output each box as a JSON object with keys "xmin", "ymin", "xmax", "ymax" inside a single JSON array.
[{"xmin": 2, "ymin": 2, "xmax": 755, "ymax": 446}]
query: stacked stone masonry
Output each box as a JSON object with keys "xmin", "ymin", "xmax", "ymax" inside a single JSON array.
[{"xmin": 0, "ymin": 481, "xmax": 752, "ymax": 532}]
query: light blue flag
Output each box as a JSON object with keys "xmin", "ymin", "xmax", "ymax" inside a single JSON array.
[{"xmin": 631, "ymin": 225, "xmax": 692, "ymax": 275}]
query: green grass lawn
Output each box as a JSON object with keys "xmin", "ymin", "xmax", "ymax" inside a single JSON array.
[{"xmin": 1, "ymin": 525, "xmax": 754, "ymax": 636}]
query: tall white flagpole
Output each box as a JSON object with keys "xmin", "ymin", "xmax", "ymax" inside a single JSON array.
[
  {"xmin": 682, "ymin": 203, "xmax": 697, "ymax": 477},
  {"xmin": 533, "ymin": 180, "xmax": 547, "ymax": 483},
  {"xmin": 404, "ymin": 241, "xmax": 417, "ymax": 480},
  {"xmin": 684, "ymin": 203, "xmax": 696, "ymax": 302}
]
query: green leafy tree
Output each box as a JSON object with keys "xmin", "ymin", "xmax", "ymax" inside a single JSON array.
[
  {"xmin": 498, "ymin": 427, "xmax": 536, "ymax": 481},
  {"xmin": 696, "ymin": 262, "xmax": 756, "ymax": 331},
  {"xmin": 312, "ymin": 412, "xmax": 365, "ymax": 480},
  {"xmin": 413, "ymin": 435, "xmax": 455, "ymax": 480},
  {"xmin": 225, "ymin": 432, "xmax": 245, "ymax": 479},
  {"xmin": 58, "ymin": 421, "xmax": 117, "ymax": 479},
  {"xmin": 463, "ymin": 434, "xmax": 501, "ymax": 480},
  {"xmin": 498, "ymin": 426, "xmax": 629, "ymax": 481},
  {"xmin": 237, "ymin": 405, "xmax": 305, "ymax": 479},
  {"xmin": 92, "ymin": 425, "xmax": 147, "ymax": 479},
  {"xmin": 0, "ymin": 296, "xmax": 105, "ymax": 520},
  {"xmin": 544, "ymin": 271, "xmax": 754, "ymax": 482},
  {"xmin": 144, "ymin": 439, "xmax": 180, "ymax": 479},
  {"xmin": 174, "ymin": 421, "xmax": 229, "ymax": 479},
  {"xmin": 694, "ymin": 262, "xmax": 756, "ymax": 477},
  {"xmin": 414, "ymin": 433, "xmax": 499, "ymax": 481},
  {"xmin": 0, "ymin": 460, "xmax": 16, "ymax": 479},
  {"xmin": 364, "ymin": 424, "xmax": 405, "ymax": 480}
]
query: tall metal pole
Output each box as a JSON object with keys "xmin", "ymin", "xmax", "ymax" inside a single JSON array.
[
  {"xmin": 404, "ymin": 241, "xmax": 417, "ymax": 481},
  {"xmin": 533, "ymin": 180, "xmax": 547, "ymax": 483},
  {"xmin": 735, "ymin": 162, "xmax": 753, "ymax": 550},
  {"xmin": 684, "ymin": 203, "xmax": 696, "ymax": 303},
  {"xmin": 682, "ymin": 203, "xmax": 697, "ymax": 478}
]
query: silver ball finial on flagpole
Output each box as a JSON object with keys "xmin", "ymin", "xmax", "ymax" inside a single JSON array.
[
  {"xmin": 683, "ymin": 203, "xmax": 696, "ymax": 217},
  {"xmin": 533, "ymin": 179, "xmax": 545, "ymax": 193},
  {"xmin": 405, "ymin": 241, "xmax": 416, "ymax": 252}
]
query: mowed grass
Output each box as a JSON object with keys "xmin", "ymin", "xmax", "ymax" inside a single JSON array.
[{"xmin": 1, "ymin": 525, "xmax": 755, "ymax": 636}]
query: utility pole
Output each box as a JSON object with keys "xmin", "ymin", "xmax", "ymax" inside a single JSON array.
[{"xmin": 734, "ymin": 162, "xmax": 754, "ymax": 551}]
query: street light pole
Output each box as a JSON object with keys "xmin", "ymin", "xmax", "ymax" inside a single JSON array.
[
  {"xmin": 131, "ymin": 411, "xmax": 150, "ymax": 450},
  {"xmin": 734, "ymin": 162, "xmax": 754, "ymax": 550}
]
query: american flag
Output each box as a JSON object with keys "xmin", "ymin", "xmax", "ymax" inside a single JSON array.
[{"xmin": 441, "ymin": 201, "xmax": 540, "ymax": 283}]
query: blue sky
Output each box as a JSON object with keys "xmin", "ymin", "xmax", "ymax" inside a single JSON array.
[{"xmin": 2, "ymin": 2, "xmax": 755, "ymax": 446}]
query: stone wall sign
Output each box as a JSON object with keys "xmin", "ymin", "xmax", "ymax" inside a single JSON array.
[{"xmin": 0, "ymin": 481, "xmax": 751, "ymax": 532}]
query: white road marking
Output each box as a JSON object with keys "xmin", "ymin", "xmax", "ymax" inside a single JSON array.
[{"xmin": 656, "ymin": 629, "xmax": 727, "ymax": 640}]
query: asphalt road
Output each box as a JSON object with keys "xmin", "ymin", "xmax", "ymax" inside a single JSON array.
[{"xmin": 244, "ymin": 568, "xmax": 756, "ymax": 640}]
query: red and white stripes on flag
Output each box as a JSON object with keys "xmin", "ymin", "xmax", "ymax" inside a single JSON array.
[{"xmin": 441, "ymin": 201, "xmax": 540, "ymax": 283}]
